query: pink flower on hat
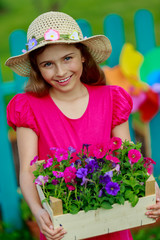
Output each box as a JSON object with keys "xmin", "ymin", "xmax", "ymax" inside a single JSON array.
[{"xmin": 44, "ymin": 29, "xmax": 60, "ymax": 41}]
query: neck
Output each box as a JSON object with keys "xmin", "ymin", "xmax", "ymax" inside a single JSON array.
[{"xmin": 49, "ymin": 82, "xmax": 87, "ymax": 102}]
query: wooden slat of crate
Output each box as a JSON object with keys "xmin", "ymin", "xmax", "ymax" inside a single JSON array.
[{"xmin": 36, "ymin": 174, "xmax": 156, "ymax": 240}]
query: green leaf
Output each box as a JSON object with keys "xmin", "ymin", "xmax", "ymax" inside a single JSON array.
[
  {"xmin": 46, "ymin": 184, "xmax": 56, "ymax": 190},
  {"xmin": 69, "ymin": 204, "xmax": 79, "ymax": 214},
  {"xmin": 131, "ymin": 194, "xmax": 139, "ymax": 207},
  {"xmin": 101, "ymin": 201, "xmax": 113, "ymax": 209}
]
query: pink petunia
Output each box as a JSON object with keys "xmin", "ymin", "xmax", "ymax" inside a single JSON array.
[
  {"xmin": 52, "ymin": 171, "xmax": 64, "ymax": 178},
  {"xmin": 105, "ymin": 155, "xmax": 120, "ymax": 163},
  {"xmin": 55, "ymin": 148, "xmax": 68, "ymax": 162},
  {"xmin": 63, "ymin": 166, "xmax": 77, "ymax": 183},
  {"xmin": 35, "ymin": 175, "xmax": 48, "ymax": 185},
  {"xmin": 109, "ymin": 137, "xmax": 122, "ymax": 151},
  {"xmin": 128, "ymin": 149, "xmax": 141, "ymax": 163},
  {"xmin": 93, "ymin": 144, "xmax": 108, "ymax": 158},
  {"xmin": 30, "ymin": 155, "xmax": 39, "ymax": 166},
  {"xmin": 66, "ymin": 185, "xmax": 75, "ymax": 191},
  {"xmin": 43, "ymin": 158, "xmax": 53, "ymax": 169},
  {"xmin": 144, "ymin": 157, "xmax": 156, "ymax": 166}
]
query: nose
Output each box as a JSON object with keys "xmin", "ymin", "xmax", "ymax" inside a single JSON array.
[{"xmin": 55, "ymin": 63, "xmax": 66, "ymax": 77}]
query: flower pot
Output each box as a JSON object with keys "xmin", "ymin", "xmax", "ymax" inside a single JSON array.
[{"xmin": 36, "ymin": 175, "xmax": 156, "ymax": 240}]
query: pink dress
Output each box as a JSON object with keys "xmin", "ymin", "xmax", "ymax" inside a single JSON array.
[{"xmin": 7, "ymin": 84, "xmax": 133, "ymax": 240}]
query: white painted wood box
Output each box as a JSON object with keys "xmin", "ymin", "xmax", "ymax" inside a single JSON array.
[{"xmin": 36, "ymin": 174, "xmax": 156, "ymax": 240}]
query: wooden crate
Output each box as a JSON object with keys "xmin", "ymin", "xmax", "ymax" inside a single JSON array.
[{"xmin": 36, "ymin": 174, "xmax": 156, "ymax": 240}]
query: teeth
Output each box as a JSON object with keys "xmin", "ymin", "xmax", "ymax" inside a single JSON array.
[{"xmin": 58, "ymin": 77, "xmax": 70, "ymax": 83}]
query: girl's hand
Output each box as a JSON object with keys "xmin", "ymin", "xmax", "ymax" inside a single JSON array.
[
  {"xmin": 145, "ymin": 182, "xmax": 160, "ymax": 221},
  {"xmin": 35, "ymin": 208, "xmax": 67, "ymax": 239}
]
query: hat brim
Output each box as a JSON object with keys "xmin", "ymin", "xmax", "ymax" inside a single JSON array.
[{"xmin": 5, "ymin": 35, "xmax": 112, "ymax": 77}]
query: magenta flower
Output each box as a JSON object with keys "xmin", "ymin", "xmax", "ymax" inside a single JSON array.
[
  {"xmin": 93, "ymin": 144, "xmax": 108, "ymax": 158},
  {"xmin": 35, "ymin": 175, "xmax": 48, "ymax": 185},
  {"xmin": 43, "ymin": 158, "xmax": 53, "ymax": 169},
  {"xmin": 52, "ymin": 171, "xmax": 64, "ymax": 178},
  {"xmin": 105, "ymin": 155, "xmax": 120, "ymax": 163},
  {"xmin": 66, "ymin": 185, "xmax": 75, "ymax": 191},
  {"xmin": 63, "ymin": 166, "xmax": 77, "ymax": 183},
  {"xmin": 109, "ymin": 137, "xmax": 122, "ymax": 151},
  {"xmin": 144, "ymin": 157, "xmax": 156, "ymax": 166},
  {"xmin": 128, "ymin": 149, "xmax": 141, "ymax": 163},
  {"xmin": 30, "ymin": 155, "xmax": 39, "ymax": 166},
  {"xmin": 105, "ymin": 181, "xmax": 120, "ymax": 196},
  {"xmin": 55, "ymin": 148, "xmax": 68, "ymax": 162}
]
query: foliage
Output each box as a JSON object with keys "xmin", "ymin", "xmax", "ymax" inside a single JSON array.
[
  {"xmin": 0, "ymin": 221, "xmax": 35, "ymax": 240},
  {"xmin": 31, "ymin": 138, "xmax": 155, "ymax": 214},
  {"xmin": 20, "ymin": 198, "xmax": 35, "ymax": 222},
  {"xmin": 132, "ymin": 225, "xmax": 160, "ymax": 240}
]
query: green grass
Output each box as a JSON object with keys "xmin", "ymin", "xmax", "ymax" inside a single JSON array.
[{"xmin": 1, "ymin": 0, "xmax": 160, "ymax": 81}]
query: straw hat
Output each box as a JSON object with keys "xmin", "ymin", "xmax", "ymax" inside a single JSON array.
[{"xmin": 5, "ymin": 11, "xmax": 112, "ymax": 77}]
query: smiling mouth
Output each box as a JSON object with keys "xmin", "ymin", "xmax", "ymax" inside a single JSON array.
[{"xmin": 56, "ymin": 75, "xmax": 72, "ymax": 83}]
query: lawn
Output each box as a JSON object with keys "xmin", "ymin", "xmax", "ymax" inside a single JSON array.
[{"xmin": 0, "ymin": 0, "xmax": 160, "ymax": 81}]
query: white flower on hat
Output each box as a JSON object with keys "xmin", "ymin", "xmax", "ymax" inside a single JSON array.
[
  {"xmin": 44, "ymin": 29, "xmax": 60, "ymax": 41},
  {"xmin": 69, "ymin": 30, "xmax": 80, "ymax": 40}
]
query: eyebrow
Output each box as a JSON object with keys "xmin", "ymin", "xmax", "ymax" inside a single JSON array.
[{"xmin": 39, "ymin": 52, "xmax": 75, "ymax": 65}]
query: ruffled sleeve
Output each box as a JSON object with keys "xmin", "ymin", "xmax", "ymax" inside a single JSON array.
[
  {"xmin": 7, "ymin": 94, "xmax": 39, "ymax": 136},
  {"xmin": 111, "ymin": 86, "xmax": 133, "ymax": 129}
]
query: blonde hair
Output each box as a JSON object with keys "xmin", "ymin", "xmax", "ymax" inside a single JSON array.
[{"xmin": 25, "ymin": 43, "xmax": 106, "ymax": 97}]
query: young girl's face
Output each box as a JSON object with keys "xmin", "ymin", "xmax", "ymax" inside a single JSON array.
[{"xmin": 36, "ymin": 44, "xmax": 85, "ymax": 92}]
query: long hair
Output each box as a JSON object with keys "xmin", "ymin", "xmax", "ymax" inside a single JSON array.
[{"xmin": 25, "ymin": 43, "xmax": 106, "ymax": 97}]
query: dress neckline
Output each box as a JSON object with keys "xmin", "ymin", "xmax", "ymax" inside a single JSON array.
[{"xmin": 48, "ymin": 84, "xmax": 90, "ymax": 121}]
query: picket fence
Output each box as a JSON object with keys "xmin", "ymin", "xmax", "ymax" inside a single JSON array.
[{"xmin": 0, "ymin": 9, "xmax": 160, "ymax": 229}]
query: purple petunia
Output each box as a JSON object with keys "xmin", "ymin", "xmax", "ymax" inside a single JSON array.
[
  {"xmin": 105, "ymin": 181, "xmax": 120, "ymax": 196},
  {"xmin": 76, "ymin": 168, "xmax": 88, "ymax": 178},
  {"xmin": 86, "ymin": 163, "xmax": 94, "ymax": 173},
  {"xmin": 27, "ymin": 38, "xmax": 37, "ymax": 51},
  {"xmin": 99, "ymin": 175, "xmax": 111, "ymax": 185},
  {"xmin": 68, "ymin": 146, "xmax": 76, "ymax": 154},
  {"xmin": 43, "ymin": 158, "xmax": 53, "ymax": 169}
]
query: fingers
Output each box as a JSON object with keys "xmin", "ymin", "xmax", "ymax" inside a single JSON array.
[
  {"xmin": 146, "ymin": 201, "xmax": 160, "ymax": 220},
  {"xmin": 41, "ymin": 212, "xmax": 67, "ymax": 239}
]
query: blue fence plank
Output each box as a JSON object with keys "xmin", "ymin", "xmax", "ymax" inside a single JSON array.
[
  {"xmin": 134, "ymin": 9, "xmax": 156, "ymax": 55},
  {"xmin": 0, "ymin": 64, "xmax": 22, "ymax": 229},
  {"xmin": 9, "ymin": 30, "xmax": 28, "ymax": 93},
  {"xmin": 77, "ymin": 19, "xmax": 92, "ymax": 37},
  {"xmin": 104, "ymin": 14, "xmax": 125, "ymax": 67}
]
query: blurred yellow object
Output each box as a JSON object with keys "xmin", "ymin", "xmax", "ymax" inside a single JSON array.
[{"xmin": 119, "ymin": 43, "xmax": 144, "ymax": 78}]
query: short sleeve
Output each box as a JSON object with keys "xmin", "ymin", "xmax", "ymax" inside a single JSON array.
[
  {"xmin": 7, "ymin": 94, "xmax": 39, "ymax": 136},
  {"xmin": 111, "ymin": 86, "xmax": 133, "ymax": 129}
]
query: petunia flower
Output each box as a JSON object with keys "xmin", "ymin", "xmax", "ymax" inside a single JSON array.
[
  {"xmin": 93, "ymin": 144, "xmax": 108, "ymax": 158},
  {"xmin": 128, "ymin": 149, "xmax": 141, "ymax": 163},
  {"xmin": 52, "ymin": 179, "xmax": 59, "ymax": 185},
  {"xmin": 105, "ymin": 181, "xmax": 120, "ymax": 196},
  {"xmin": 52, "ymin": 171, "xmax": 64, "ymax": 178},
  {"xmin": 109, "ymin": 137, "xmax": 122, "ymax": 151},
  {"xmin": 99, "ymin": 175, "xmax": 111, "ymax": 185},
  {"xmin": 66, "ymin": 185, "xmax": 75, "ymax": 191},
  {"xmin": 104, "ymin": 171, "xmax": 113, "ymax": 178},
  {"xmin": 63, "ymin": 166, "xmax": 77, "ymax": 183},
  {"xmin": 43, "ymin": 158, "xmax": 53, "ymax": 169},
  {"xmin": 35, "ymin": 175, "xmax": 49, "ymax": 185},
  {"xmin": 27, "ymin": 38, "xmax": 37, "ymax": 51},
  {"xmin": 86, "ymin": 163, "xmax": 94, "ymax": 174},
  {"xmin": 76, "ymin": 168, "xmax": 88, "ymax": 179},
  {"xmin": 55, "ymin": 148, "xmax": 68, "ymax": 162},
  {"xmin": 30, "ymin": 155, "xmax": 39, "ymax": 166},
  {"xmin": 44, "ymin": 29, "xmax": 60, "ymax": 41},
  {"xmin": 105, "ymin": 155, "xmax": 120, "ymax": 163},
  {"xmin": 68, "ymin": 146, "xmax": 76, "ymax": 154}
]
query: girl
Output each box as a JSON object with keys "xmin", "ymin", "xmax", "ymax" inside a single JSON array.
[{"xmin": 6, "ymin": 11, "xmax": 160, "ymax": 240}]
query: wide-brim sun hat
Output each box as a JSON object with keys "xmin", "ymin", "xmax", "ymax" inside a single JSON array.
[{"xmin": 5, "ymin": 11, "xmax": 112, "ymax": 77}]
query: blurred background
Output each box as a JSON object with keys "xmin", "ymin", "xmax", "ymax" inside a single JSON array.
[{"xmin": 1, "ymin": 0, "xmax": 160, "ymax": 239}]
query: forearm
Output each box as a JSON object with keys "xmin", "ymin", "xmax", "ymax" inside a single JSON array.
[{"xmin": 20, "ymin": 170, "xmax": 42, "ymax": 216}]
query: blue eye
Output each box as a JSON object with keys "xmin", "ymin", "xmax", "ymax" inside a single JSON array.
[
  {"xmin": 65, "ymin": 56, "xmax": 72, "ymax": 61},
  {"xmin": 44, "ymin": 62, "xmax": 52, "ymax": 67}
]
